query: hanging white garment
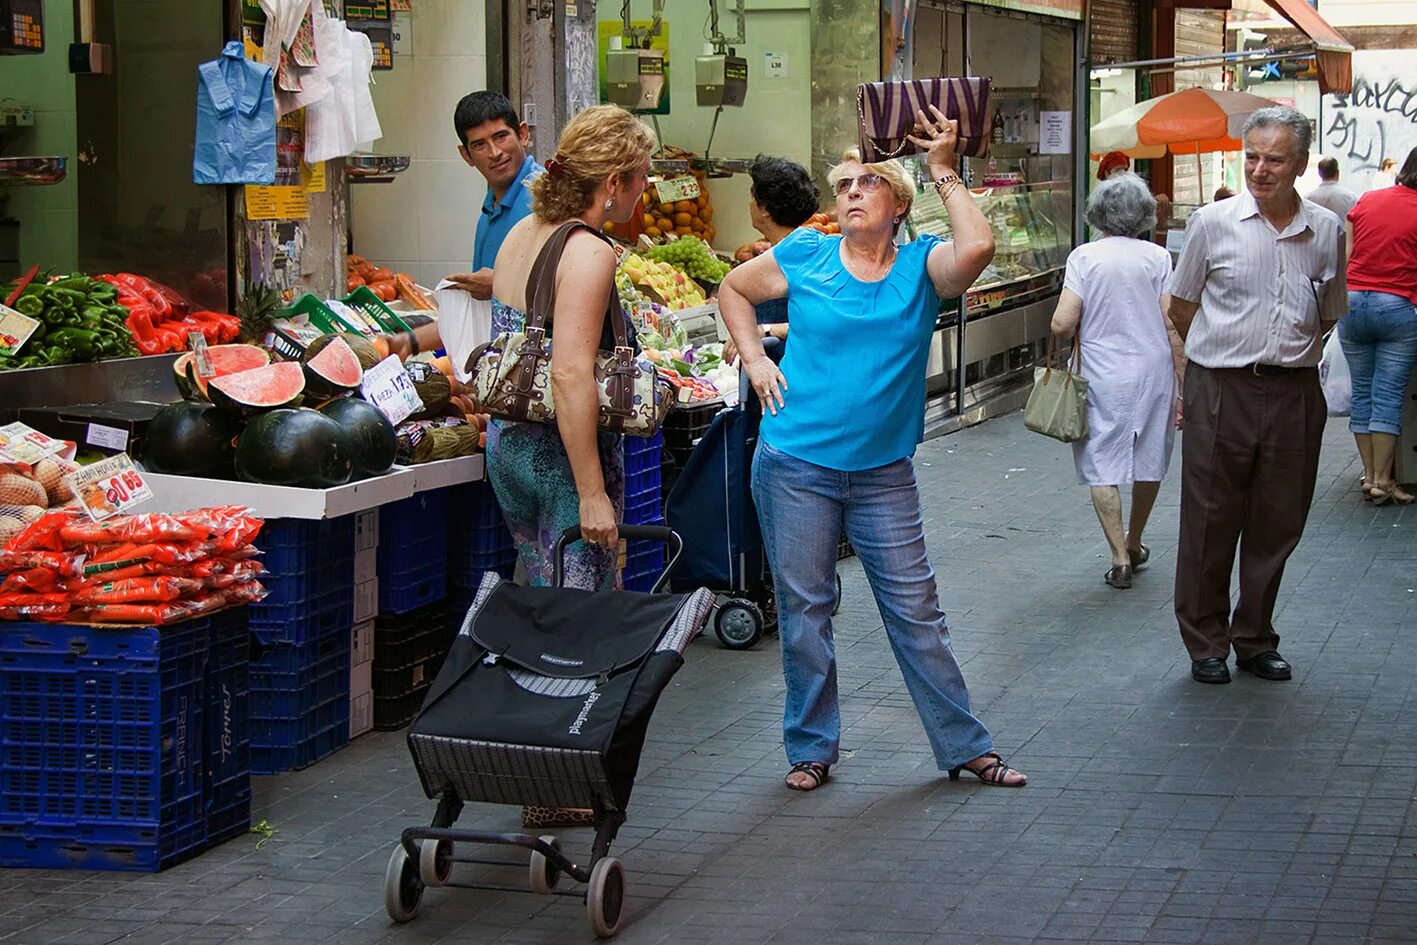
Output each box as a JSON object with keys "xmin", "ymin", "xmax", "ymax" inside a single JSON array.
[{"xmin": 304, "ymin": 16, "xmax": 356, "ymax": 163}]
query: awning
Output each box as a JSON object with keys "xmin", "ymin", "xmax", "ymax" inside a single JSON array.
[{"xmin": 1252, "ymin": 0, "xmax": 1353, "ymax": 94}]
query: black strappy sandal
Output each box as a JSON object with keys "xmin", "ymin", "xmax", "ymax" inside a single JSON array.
[
  {"xmin": 784, "ymin": 761, "xmax": 830, "ymax": 791},
  {"xmin": 1104, "ymin": 564, "xmax": 1132, "ymax": 589},
  {"xmin": 1128, "ymin": 544, "xmax": 1150, "ymax": 571},
  {"xmin": 949, "ymin": 752, "xmax": 1027, "ymax": 787}
]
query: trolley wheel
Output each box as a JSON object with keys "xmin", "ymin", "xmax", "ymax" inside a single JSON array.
[
  {"xmin": 586, "ymin": 856, "xmax": 627, "ymax": 938},
  {"xmin": 714, "ymin": 599, "xmax": 764, "ymax": 650},
  {"xmin": 418, "ymin": 837, "xmax": 454, "ymax": 887},
  {"xmin": 528, "ymin": 834, "xmax": 562, "ymax": 895},
  {"xmin": 384, "ymin": 842, "xmax": 424, "ymax": 922},
  {"xmin": 832, "ymin": 571, "xmax": 842, "ymax": 616}
]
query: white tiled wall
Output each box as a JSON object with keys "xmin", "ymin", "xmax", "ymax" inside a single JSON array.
[{"xmin": 349, "ymin": 0, "xmax": 488, "ymax": 287}]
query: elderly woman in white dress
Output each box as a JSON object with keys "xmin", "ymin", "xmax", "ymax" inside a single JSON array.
[{"xmin": 1051, "ymin": 173, "xmax": 1179, "ymax": 589}]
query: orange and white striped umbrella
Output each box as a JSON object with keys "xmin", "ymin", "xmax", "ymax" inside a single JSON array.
[{"xmin": 1090, "ymin": 88, "xmax": 1279, "ymax": 159}]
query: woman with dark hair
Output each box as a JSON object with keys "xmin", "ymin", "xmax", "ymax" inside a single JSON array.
[
  {"xmin": 725, "ymin": 157, "xmax": 821, "ymax": 362},
  {"xmin": 1339, "ymin": 146, "xmax": 1417, "ymax": 504}
]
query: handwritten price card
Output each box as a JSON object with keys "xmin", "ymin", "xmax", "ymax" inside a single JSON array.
[
  {"xmin": 65, "ymin": 453, "xmax": 153, "ymax": 522},
  {"xmin": 360, "ymin": 355, "xmax": 424, "ymax": 425}
]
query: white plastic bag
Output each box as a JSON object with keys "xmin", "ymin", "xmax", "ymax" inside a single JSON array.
[
  {"xmin": 1320, "ymin": 329, "xmax": 1351, "ymax": 416},
  {"xmin": 433, "ymin": 281, "xmax": 492, "ymax": 383}
]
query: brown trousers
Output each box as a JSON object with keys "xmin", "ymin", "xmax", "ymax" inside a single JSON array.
[{"xmin": 1174, "ymin": 363, "xmax": 1326, "ymax": 661}]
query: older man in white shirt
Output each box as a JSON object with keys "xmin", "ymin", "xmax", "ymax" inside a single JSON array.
[{"xmin": 1167, "ymin": 107, "xmax": 1348, "ymax": 686}]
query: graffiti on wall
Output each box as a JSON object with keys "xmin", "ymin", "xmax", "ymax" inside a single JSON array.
[{"xmin": 1322, "ymin": 51, "xmax": 1417, "ymax": 190}]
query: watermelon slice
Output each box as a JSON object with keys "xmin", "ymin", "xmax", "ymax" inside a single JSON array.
[
  {"xmin": 172, "ymin": 344, "xmax": 271, "ymax": 400},
  {"xmin": 301, "ymin": 335, "xmax": 364, "ymax": 399},
  {"xmin": 207, "ymin": 361, "xmax": 306, "ymax": 413}
]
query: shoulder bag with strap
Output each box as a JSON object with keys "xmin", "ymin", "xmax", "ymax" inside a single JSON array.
[
  {"xmin": 1023, "ymin": 331, "xmax": 1089, "ymax": 443},
  {"xmin": 464, "ymin": 221, "xmax": 675, "ymax": 435},
  {"xmin": 856, "ymin": 76, "xmax": 993, "ymax": 164}
]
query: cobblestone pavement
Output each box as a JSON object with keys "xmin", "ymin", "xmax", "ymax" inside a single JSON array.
[{"xmin": 3, "ymin": 414, "xmax": 1415, "ymax": 945}]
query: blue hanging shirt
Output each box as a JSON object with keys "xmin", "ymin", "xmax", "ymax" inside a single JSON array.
[
  {"xmin": 473, "ymin": 154, "xmax": 544, "ymax": 271},
  {"xmin": 760, "ymin": 227, "xmax": 944, "ymax": 471},
  {"xmin": 193, "ymin": 41, "xmax": 276, "ymax": 185}
]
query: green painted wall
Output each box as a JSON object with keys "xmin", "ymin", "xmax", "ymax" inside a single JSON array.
[{"xmin": 0, "ymin": 0, "xmax": 79, "ymax": 272}]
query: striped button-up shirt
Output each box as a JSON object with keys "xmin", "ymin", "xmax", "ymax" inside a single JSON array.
[{"xmin": 1170, "ymin": 190, "xmax": 1347, "ymax": 368}]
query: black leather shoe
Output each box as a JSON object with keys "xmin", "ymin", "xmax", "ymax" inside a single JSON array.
[
  {"xmin": 1236, "ymin": 651, "xmax": 1291, "ymax": 680},
  {"xmin": 1191, "ymin": 658, "xmax": 1231, "ymax": 684}
]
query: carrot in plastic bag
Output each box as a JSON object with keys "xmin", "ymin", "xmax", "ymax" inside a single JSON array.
[
  {"xmin": 0, "ymin": 592, "xmax": 70, "ymax": 606},
  {"xmin": 5, "ymin": 510, "xmax": 84, "ymax": 552},
  {"xmin": 0, "ymin": 550, "xmax": 87, "ymax": 577},
  {"xmin": 75, "ymin": 602, "xmax": 192, "ymax": 624},
  {"xmin": 72, "ymin": 576, "xmax": 204, "ymax": 604},
  {"xmin": 0, "ymin": 603, "xmax": 71, "ymax": 621},
  {"xmin": 0, "ymin": 568, "xmax": 66, "ymax": 594},
  {"xmin": 59, "ymin": 514, "xmax": 200, "ymax": 546}
]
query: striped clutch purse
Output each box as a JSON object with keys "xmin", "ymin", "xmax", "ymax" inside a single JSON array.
[{"xmin": 856, "ymin": 77, "xmax": 993, "ymax": 163}]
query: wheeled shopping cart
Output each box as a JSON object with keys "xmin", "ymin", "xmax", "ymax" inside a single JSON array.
[{"xmin": 383, "ymin": 525, "xmax": 714, "ymax": 937}]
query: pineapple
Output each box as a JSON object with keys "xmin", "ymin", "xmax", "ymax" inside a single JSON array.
[{"xmin": 235, "ymin": 284, "xmax": 282, "ymax": 343}]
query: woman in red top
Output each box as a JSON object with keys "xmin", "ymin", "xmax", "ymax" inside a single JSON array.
[{"xmin": 1339, "ymin": 146, "xmax": 1417, "ymax": 504}]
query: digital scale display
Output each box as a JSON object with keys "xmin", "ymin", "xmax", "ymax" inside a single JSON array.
[{"xmin": 1, "ymin": 0, "xmax": 45, "ymax": 54}]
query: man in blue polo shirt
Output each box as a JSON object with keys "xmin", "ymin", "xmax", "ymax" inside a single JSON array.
[{"xmin": 444, "ymin": 91, "xmax": 544, "ymax": 300}]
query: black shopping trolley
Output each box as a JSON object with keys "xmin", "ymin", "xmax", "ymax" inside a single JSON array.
[{"xmin": 383, "ymin": 525, "xmax": 714, "ymax": 937}]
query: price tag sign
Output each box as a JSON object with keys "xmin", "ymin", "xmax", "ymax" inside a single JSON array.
[
  {"xmin": 360, "ymin": 355, "xmax": 424, "ymax": 425},
  {"xmin": 654, "ymin": 175, "xmax": 700, "ymax": 204},
  {"xmin": 0, "ymin": 303, "xmax": 41, "ymax": 358},
  {"xmin": 65, "ymin": 453, "xmax": 153, "ymax": 522},
  {"xmin": 188, "ymin": 332, "xmax": 216, "ymax": 378},
  {"xmin": 86, "ymin": 423, "xmax": 129, "ymax": 452},
  {"xmin": 0, "ymin": 422, "xmax": 70, "ymax": 466}
]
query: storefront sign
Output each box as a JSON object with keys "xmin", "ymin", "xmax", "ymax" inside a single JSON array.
[
  {"xmin": 1039, "ymin": 111, "xmax": 1071, "ymax": 154},
  {"xmin": 361, "ymin": 355, "xmax": 424, "ymax": 425},
  {"xmin": 0, "ymin": 304, "xmax": 41, "ymax": 357},
  {"xmin": 654, "ymin": 176, "xmax": 700, "ymax": 204},
  {"xmin": 0, "ymin": 422, "xmax": 70, "ymax": 466},
  {"xmin": 245, "ymin": 185, "xmax": 310, "ymax": 220},
  {"xmin": 66, "ymin": 453, "xmax": 153, "ymax": 522}
]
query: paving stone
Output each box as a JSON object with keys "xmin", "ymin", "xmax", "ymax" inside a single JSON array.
[{"xmin": 2, "ymin": 415, "xmax": 1414, "ymax": 944}]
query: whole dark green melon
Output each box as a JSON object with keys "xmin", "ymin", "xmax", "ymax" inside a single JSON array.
[
  {"xmin": 234, "ymin": 408, "xmax": 353, "ymax": 488},
  {"xmin": 142, "ymin": 401, "xmax": 244, "ymax": 478},
  {"xmin": 319, "ymin": 397, "xmax": 396, "ymax": 479}
]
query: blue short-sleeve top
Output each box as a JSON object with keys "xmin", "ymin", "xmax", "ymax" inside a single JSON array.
[{"xmin": 761, "ymin": 227, "xmax": 944, "ymax": 471}]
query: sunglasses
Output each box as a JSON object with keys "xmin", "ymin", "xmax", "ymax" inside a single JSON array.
[{"xmin": 833, "ymin": 173, "xmax": 888, "ymax": 196}]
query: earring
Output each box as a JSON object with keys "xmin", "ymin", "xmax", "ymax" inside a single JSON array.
[
  {"xmin": 604, "ymin": 199, "xmax": 614, "ymax": 211},
  {"xmin": 893, "ymin": 215, "xmax": 902, "ymax": 224}
]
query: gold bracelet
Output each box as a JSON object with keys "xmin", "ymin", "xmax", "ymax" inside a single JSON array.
[{"xmin": 935, "ymin": 178, "xmax": 963, "ymax": 202}]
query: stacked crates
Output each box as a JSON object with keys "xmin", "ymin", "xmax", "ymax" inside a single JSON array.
[
  {"xmin": 350, "ymin": 510, "xmax": 379, "ymax": 739},
  {"xmin": 247, "ymin": 516, "xmax": 355, "ymax": 773},
  {"xmin": 623, "ymin": 431, "xmax": 666, "ymax": 592},
  {"xmin": 374, "ymin": 490, "xmax": 454, "ymax": 730},
  {"xmin": 0, "ymin": 613, "xmax": 250, "ymax": 871},
  {"xmin": 446, "ymin": 480, "xmax": 516, "ymax": 634},
  {"xmin": 660, "ymin": 402, "xmax": 721, "ymax": 501}
]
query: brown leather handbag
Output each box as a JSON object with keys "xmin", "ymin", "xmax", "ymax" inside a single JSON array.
[
  {"xmin": 856, "ymin": 76, "xmax": 993, "ymax": 163},
  {"xmin": 464, "ymin": 220, "xmax": 675, "ymax": 435}
]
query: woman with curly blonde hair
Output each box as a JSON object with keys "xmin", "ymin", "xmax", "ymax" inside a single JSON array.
[{"xmin": 486, "ymin": 105, "xmax": 656, "ymax": 594}]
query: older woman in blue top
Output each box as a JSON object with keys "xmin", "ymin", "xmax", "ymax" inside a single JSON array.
[{"xmin": 719, "ymin": 108, "xmax": 1027, "ymax": 792}]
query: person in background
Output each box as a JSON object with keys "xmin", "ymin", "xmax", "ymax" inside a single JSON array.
[
  {"xmin": 1307, "ymin": 157, "xmax": 1358, "ymax": 222},
  {"xmin": 723, "ymin": 156, "xmax": 820, "ymax": 363},
  {"xmin": 1097, "ymin": 151, "xmax": 1131, "ymax": 181},
  {"xmin": 380, "ymin": 92, "xmax": 543, "ymax": 361},
  {"xmin": 1373, "ymin": 156, "xmax": 1398, "ymax": 190},
  {"xmin": 1050, "ymin": 174, "xmax": 1178, "ymax": 590},
  {"xmin": 1338, "ymin": 146, "xmax": 1417, "ymax": 505},
  {"xmin": 720, "ymin": 108, "xmax": 1027, "ymax": 793},
  {"xmin": 1167, "ymin": 106, "xmax": 1347, "ymax": 686},
  {"xmin": 1212, "ymin": 186, "xmax": 1235, "ymax": 201}
]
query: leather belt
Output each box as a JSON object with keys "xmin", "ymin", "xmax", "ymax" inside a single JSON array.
[{"xmin": 1246, "ymin": 363, "xmax": 1307, "ymax": 377}]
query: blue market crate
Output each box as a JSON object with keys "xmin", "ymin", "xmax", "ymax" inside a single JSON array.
[
  {"xmin": 248, "ymin": 629, "xmax": 350, "ymax": 774},
  {"xmin": 0, "ymin": 618, "xmax": 210, "ymax": 872},
  {"xmin": 448, "ymin": 481, "xmax": 515, "ymax": 587},
  {"xmin": 380, "ymin": 490, "xmax": 450, "ymax": 614},
  {"xmin": 251, "ymin": 516, "xmax": 355, "ymax": 644},
  {"xmin": 624, "ymin": 430, "xmax": 663, "ymax": 476},
  {"xmin": 624, "ymin": 542, "xmax": 666, "ymax": 593},
  {"xmin": 204, "ymin": 609, "xmax": 251, "ymax": 846},
  {"xmin": 373, "ymin": 603, "xmax": 452, "ymax": 730}
]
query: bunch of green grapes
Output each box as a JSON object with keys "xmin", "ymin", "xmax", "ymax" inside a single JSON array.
[{"xmin": 646, "ymin": 237, "xmax": 731, "ymax": 283}]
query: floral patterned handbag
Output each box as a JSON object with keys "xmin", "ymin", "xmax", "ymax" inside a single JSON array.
[
  {"xmin": 465, "ymin": 221, "xmax": 675, "ymax": 436},
  {"xmin": 856, "ymin": 76, "xmax": 994, "ymax": 163}
]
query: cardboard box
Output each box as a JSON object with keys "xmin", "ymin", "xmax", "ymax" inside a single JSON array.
[
  {"xmin": 354, "ymin": 509, "xmax": 380, "ymax": 552},
  {"xmin": 350, "ymin": 691, "xmax": 373, "ymax": 738},
  {"xmin": 352, "ymin": 618, "xmax": 375, "ymax": 667},
  {"xmin": 355, "ymin": 546, "xmax": 377, "ymax": 584},
  {"xmin": 354, "ymin": 579, "xmax": 378, "ymax": 624}
]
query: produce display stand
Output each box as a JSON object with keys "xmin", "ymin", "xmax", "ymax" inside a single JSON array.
[{"xmin": 140, "ymin": 466, "xmax": 418, "ymax": 520}]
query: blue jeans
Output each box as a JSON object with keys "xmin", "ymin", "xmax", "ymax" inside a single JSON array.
[
  {"xmin": 751, "ymin": 440, "xmax": 994, "ymax": 771},
  {"xmin": 1339, "ymin": 291, "xmax": 1417, "ymax": 436}
]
